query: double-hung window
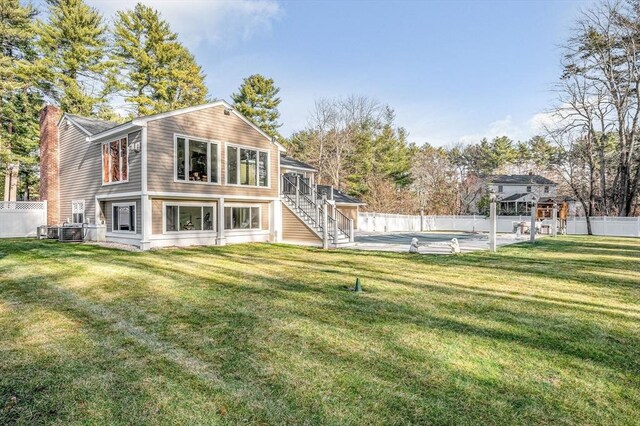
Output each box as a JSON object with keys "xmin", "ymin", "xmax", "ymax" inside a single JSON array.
[
  {"xmin": 72, "ymin": 200, "xmax": 85, "ymax": 224},
  {"xmin": 165, "ymin": 204, "xmax": 215, "ymax": 232},
  {"xmin": 226, "ymin": 145, "xmax": 268, "ymax": 187},
  {"xmin": 224, "ymin": 206, "xmax": 260, "ymax": 230},
  {"xmin": 112, "ymin": 203, "xmax": 135, "ymax": 233},
  {"xmin": 175, "ymin": 136, "xmax": 219, "ymax": 183},
  {"xmin": 102, "ymin": 137, "xmax": 128, "ymax": 184}
]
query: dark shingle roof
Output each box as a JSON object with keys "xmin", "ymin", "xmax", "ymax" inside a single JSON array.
[
  {"xmin": 501, "ymin": 193, "xmax": 529, "ymax": 202},
  {"xmin": 65, "ymin": 114, "xmax": 120, "ymax": 135},
  {"xmin": 316, "ymin": 185, "xmax": 364, "ymax": 205},
  {"xmin": 488, "ymin": 174, "xmax": 556, "ymax": 185},
  {"xmin": 280, "ymin": 155, "xmax": 317, "ymax": 171},
  {"xmin": 333, "ymin": 188, "xmax": 364, "ymax": 204}
]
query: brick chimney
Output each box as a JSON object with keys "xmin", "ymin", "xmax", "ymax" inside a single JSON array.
[{"xmin": 40, "ymin": 105, "xmax": 61, "ymax": 225}]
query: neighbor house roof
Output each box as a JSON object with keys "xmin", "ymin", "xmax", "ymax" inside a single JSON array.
[
  {"xmin": 500, "ymin": 193, "xmax": 529, "ymax": 202},
  {"xmin": 62, "ymin": 114, "xmax": 120, "ymax": 136},
  {"xmin": 487, "ymin": 174, "xmax": 556, "ymax": 185},
  {"xmin": 280, "ymin": 155, "xmax": 317, "ymax": 172}
]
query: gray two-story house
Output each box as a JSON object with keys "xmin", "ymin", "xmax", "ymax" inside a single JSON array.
[
  {"xmin": 39, "ymin": 101, "xmax": 362, "ymax": 250},
  {"xmin": 486, "ymin": 174, "xmax": 558, "ymax": 215}
]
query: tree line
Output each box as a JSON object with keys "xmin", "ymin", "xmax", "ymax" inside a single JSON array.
[{"xmin": 2, "ymin": 0, "xmax": 639, "ymax": 218}]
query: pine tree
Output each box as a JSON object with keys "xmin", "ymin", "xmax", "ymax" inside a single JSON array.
[
  {"xmin": 0, "ymin": 0, "xmax": 44, "ymax": 200},
  {"xmin": 231, "ymin": 74, "xmax": 282, "ymax": 139},
  {"xmin": 110, "ymin": 3, "xmax": 208, "ymax": 116},
  {"xmin": 38, "ymin": 0, "xmax": 111, "ymax": 116}
]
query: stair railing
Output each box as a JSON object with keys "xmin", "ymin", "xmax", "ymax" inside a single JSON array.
[
  {"xmin": 281, "ymin": 174, "xmax": 353, "ymax": 243},
  {"xmin": 334, "ymin": 207, "xmax": 352, "ymax": 241}
]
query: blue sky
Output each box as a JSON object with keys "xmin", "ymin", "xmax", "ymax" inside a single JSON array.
[{"xmin": 83, "ymin": 0, "xmax": 589, "ymax": 146}]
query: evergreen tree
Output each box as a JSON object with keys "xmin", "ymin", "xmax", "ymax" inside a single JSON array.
[
  {"xmin": 38, "ymin": 0, "xmax": 111, "ymax": 116},
  {"xmin": 0, "ymin": 0, "xmax": 44, "ymax": 200},
  {"xmin": 231, "ymin": 74, "xmax": 282, "ymax": 139},
  {"xmin": 110, "ymin": 3, "xmax": 208, "ymax": 116}
]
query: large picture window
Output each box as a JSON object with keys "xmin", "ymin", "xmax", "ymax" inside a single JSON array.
[
  {"xmin": 112, "ymin": 203, "xmax": 135, "ymax": 233},
  {"xmin": 165, "ymin": 204, "xmax": 215, "ymax": 232},
  {"xmin": 224, "ymin": 206, "xmax": 260, "ymax": 230},
  {"xmin": 226, "ymin": 145, "xmax": 268, "ymax": 187},
  {"xmin": 175, "ymin": 136, "xmax": 219, "ymax": 183},
  {"xmin": 102, "ymin": 137, "xmax": 128, "ymax": 184}
]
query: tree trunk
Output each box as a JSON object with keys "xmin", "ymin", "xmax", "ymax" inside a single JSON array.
[
  {"xmin": 3, "ymin": 163, "xmax": 19, "ymax": 202},
  {"xmin": 585, "ymin": 213, "xmax": 593, "ymax": 236}
]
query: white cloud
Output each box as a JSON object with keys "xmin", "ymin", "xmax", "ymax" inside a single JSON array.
[
  {"xmin": 528, "ymin": 111, "xmax": 559, "ymax": 133},
  {"xmin": 459, "ymin": 115, "xmax": 522, "ymax": 144},
  {"xmin": 458, "ymin": 113, "xmax": 556, "ymax": 145},
  {"xmin": 88, "ymin": 0, "xmax": 281, "ymax": 48}
]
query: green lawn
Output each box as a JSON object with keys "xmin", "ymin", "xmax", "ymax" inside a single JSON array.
[{"xmin": 0, "ymin": 237, "xmax": 639, "ymax": 425}]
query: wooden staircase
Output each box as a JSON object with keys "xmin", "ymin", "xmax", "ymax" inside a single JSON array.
[{"xmin": 281, "ymin": 175, "xmax": 353, "ymax": 247}]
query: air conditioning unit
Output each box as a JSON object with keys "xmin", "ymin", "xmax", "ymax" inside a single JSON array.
[
  {"xmin": 37, "ymin": 225, "xmax": 48, "ymax": 239},
  {"xmin": 59, "ymin": 225, "xmax": 83, "ymax": 242},
  {"xmin": 47, "ymin": 226, "xmax": 60, "ymax": 239}
]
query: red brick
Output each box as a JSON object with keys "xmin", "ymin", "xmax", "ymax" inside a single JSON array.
[{"xmin": 39, "ymin": 105, "xmax": 61, "ymax": 226}]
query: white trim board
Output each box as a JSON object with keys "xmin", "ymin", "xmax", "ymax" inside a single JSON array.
[
  {"xmin": 147, "ymin": 192, "xmax": 278, "ymax": 201},
  {"xmin": 96, "ymin": 191, "xmax": 142, "ymax": 200},
  {"xmin": 59, "ymin": 114, "xmax": 92, "ymax": 136}
]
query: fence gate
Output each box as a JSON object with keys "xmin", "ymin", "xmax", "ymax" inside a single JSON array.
[{"xmin": 0, "ymin": 201, "xmax": 47, "ymax": 238}]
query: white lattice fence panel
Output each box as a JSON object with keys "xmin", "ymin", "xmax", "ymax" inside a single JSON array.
[
  {"xmin": 0, "ymin": 201, "xmax": 47, "ymax": 237},
  {"xmin": 0, "ymin": 201, "xmax": 46, "ymax": 211}
]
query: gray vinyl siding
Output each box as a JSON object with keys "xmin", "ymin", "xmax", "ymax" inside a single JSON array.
[
  {"xmin": 104, "ymin": 199, "xmax": 141, "ymax": 234},
  {"xmin": 58, "ymin": 122, "xmax": 141, "ymax": 224},
  {"xmin": 146, "ymin": 105, "xmax": 280, "ymax": 198}
]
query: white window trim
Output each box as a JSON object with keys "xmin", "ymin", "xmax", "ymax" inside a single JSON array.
[
  {"xmin": 225, "ymin": 142, "xmax": 271, "ymax": 189},
  {"xmin": 71, "ymin": 199, "xmax": 85, "ymax": 224},
  {"xmin": 162, "ymin": 201, "xmax": 217, "ymax": 234},
  {"xmin": 112, "ymin": 202, "xmax": 136, "ymax": 234},
  {"xmin": 174, "ymin": 133, "xmax": 221, "ymax": 185},
  {"xmin": 101, "ymin": 136, "xmax": 130, "ymax": 186},
  {"xmin": 224, "ymin": 203, "xmax": 262, "ymax": 231}
]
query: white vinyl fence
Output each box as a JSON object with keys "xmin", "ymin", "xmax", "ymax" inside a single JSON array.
[
  {"xmin": 358, "ymin": 212, "xmax": 640, "ymax": 237},
  {"xmin": 0, "ymin": 201, "xmax": 47, "ymax": 238}
]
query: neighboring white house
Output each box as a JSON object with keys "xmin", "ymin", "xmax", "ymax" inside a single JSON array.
[{"xmin": 486, "ymin": 174, "xmax": 558, "ymax": 214}]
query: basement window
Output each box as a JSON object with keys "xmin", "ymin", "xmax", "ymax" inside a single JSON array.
[
  {"xmin": 112, "ymin": 203, "xmax": 135, "ymax": 233},
  {"xmin": 71, "ymin": 200, "xmax": 85, "ymax": 224},
  {"xmin": 224, "ymin": 206, "xmax": 260, "ymax": 230},
  {"xmin": 165, "ymin": 204, "xmax": 215, "ymax": 232}
]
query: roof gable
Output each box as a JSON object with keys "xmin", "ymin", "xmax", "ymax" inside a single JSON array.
[
  {"xmin": 60, "ymin": 114, "xmax": 120, "ymax": 136},
  {"xmin": 488, "ymin": 174, "xmax": 556, "ymax": 185},
  {"xmin": 84, "ymin": 100, "xmax": 286, "ymax": 152}
]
